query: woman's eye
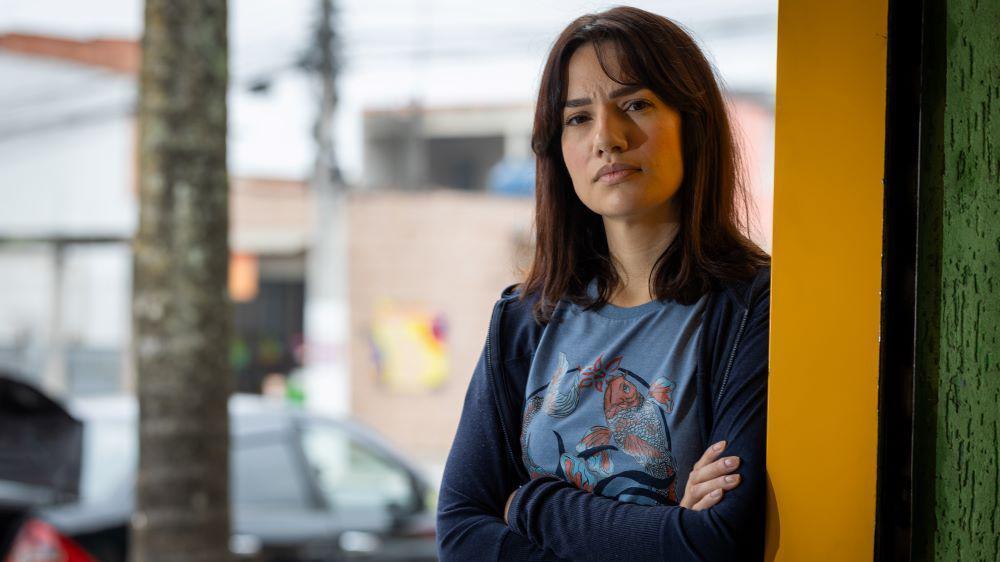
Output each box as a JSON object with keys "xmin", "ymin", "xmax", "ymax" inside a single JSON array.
[
  {"xmin": 565, "ymin": 114, "xmax": 589, "ymax": 126},
  {"xmin": 625, "ymin": 100, "xmax": 651, "ymax": 112}
]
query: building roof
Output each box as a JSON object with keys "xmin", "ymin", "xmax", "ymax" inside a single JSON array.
[{"xmin": 0, "ymin": 49, "xmax": 135, "ymax": 144}]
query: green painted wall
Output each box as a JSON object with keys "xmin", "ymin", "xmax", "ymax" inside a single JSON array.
[{"xmin": 914, "ymin": 0, "xmax": 1000, "ymax": 560}]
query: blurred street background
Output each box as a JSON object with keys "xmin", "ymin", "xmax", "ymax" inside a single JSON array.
[{"xmin": 0, "ymin": 1, "xmax": 776, "ymax": 559}]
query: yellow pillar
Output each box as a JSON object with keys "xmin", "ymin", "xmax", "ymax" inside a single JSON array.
[{"xmin": 767, "ymin": 0, "xmax": 887, "ymax": 559}]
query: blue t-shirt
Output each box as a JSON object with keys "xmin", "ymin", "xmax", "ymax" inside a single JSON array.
[{"xmin": 519, "ymin": 280, "xmax": 708, "ymax": 506}]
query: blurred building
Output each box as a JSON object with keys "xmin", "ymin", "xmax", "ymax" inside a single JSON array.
[
  {"xmin": 0, "ymin": 35, "xmax": 312, "ymax": 399},
  {"xmin": 362, "ymin": 104, "xmax": 535, "ymax": 194},
  {"xmin": 228, "ymin": 178, "xmax": 312, "ymax": 394},
  {"xmin": 0, "ymin": 37, "xmax": 137, "ymax": 396}
]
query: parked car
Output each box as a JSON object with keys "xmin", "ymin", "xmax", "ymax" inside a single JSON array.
[
  {"xmin": 37, "ymin": 394, "xmax": 438, "ymax": 562},
  {"xmin": 0, "ymin": 374, "xmax": 98, "ymax": 562}
]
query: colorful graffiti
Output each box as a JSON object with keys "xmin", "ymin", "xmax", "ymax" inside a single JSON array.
[{"xmin": 369, "ymin": 299, "xmax": 449, "ymax": 394}]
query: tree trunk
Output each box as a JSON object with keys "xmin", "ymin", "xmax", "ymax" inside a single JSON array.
[{"xmin": 131, "ymin": 1, "xmax": 231, "ymax": 561}]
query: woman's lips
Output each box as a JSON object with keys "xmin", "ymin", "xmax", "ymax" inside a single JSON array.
[{"xmin": 597, "ymin": 168, "xmax": 640, "ymax": 184}]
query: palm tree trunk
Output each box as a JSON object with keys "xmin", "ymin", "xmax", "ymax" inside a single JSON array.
[{"xmin": 131, "ymin": 1, "xmax": 232, "ymax": 561}]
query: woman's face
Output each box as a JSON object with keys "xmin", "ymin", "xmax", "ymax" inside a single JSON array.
[{"xmin": 560, "ymin": 42, "xmax": 684, "ymax": 223}]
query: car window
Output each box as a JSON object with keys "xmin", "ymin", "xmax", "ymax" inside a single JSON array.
[
  {"xmin": 80, "ymin": 420, "xmax": 136, "ymax": 504},
  {"xmin": 81, "ymin": 420, "xmax": 314, "ymax": 510},
  {"xmin": 300, "ymin": 423, "xmax": 413, "ymax": 514},
  {"xmin": 232, "ymin": 437, "xmax": 312, "ymax": 509}
]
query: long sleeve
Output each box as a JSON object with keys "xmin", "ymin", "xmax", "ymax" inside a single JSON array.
[
  {"xmin": 436, "ymin": 342, "xmax": 569, "ymax": 561},
  {"xmin": 505, "ymin": 286, "xmax": 770, "ymax": 562}
]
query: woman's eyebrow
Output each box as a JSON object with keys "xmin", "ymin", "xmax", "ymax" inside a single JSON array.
[{"xmin": 564, "ymin": 85, "xmax": 644, "ymax": 109}]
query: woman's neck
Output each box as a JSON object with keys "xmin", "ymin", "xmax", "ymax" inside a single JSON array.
[{"xmin": 602, "ymin": 212, "xmax": 680, "ymax": 307}]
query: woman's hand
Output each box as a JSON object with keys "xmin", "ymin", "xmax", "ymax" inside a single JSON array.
[
  {"xmin": 679, "ymin": 440, "xmax": 742, "ymax": 510},
  {"xmin": 504, "ymin": 487, "xmax": 518, "ymax": 524}
]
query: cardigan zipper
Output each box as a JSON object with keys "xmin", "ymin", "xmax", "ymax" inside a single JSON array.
[
  {"xmin": 485, "ymin": 298, "xmax": 521, "ymax": 473},
  {"xmin": 714, "ymin": 306, "xmax": 749, "ymax": 411}
]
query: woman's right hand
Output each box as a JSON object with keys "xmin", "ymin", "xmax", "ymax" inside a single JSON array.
[{"xmin": 679, "ymin": 440, "xmax": 742, "ymax": 510}]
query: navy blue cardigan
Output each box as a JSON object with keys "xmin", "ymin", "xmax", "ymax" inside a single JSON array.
[{"xmin": 437, "ymin": 266, "xmax": 770, "ymax": 561}]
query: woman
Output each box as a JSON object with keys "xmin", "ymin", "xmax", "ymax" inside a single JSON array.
[{"xmin": 437, "ymin": 6, "xmax": 770, "ymax": 561}]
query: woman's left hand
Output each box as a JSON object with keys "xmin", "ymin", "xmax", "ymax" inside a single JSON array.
[
  {"xmin": 680, "ymin": 440, "xmax": 742, "ymax": 510},
  {"xmin": 504, "ymin": 488, "xmax": 517, "ymax": 524}
]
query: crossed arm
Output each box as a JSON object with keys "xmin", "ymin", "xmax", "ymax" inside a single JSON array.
[
  {"xmin": 436, "ymin": 292, "xmax": 769, "ymax": 561},
  {"xmin": 503, "ymin": 437, "xmax": 743, "ymax": 521}
]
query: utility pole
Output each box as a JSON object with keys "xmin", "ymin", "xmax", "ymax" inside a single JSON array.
[
  {"xmin": 314, "ymin": 0, "xmax": 340, "ymax": 189},
  {"xmin": 301, "ymin": 0, "xmax": 351, "ymax": 416}
]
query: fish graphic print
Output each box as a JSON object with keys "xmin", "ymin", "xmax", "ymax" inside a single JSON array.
[{"xmin": 521, "ymin": 351, "xmax": 680, "ymax": 505}]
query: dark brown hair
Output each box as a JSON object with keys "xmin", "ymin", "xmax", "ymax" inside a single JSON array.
[{"xmin": 520, "ymin": 6, "xmax": 770, "ymax": 323}]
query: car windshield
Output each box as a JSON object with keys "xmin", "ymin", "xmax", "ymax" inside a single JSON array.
[
  {"xmin": 232, "ymin": 434, "xmax": 312, "ymax": 509},
  {"xmin": 300, "ymin": 421, "xmax": 413, "ymax": 513}
]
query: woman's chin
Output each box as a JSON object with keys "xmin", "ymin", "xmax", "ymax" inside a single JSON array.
[
  {"xmin": 598, "ymin": 206, "xmax": 656, "ymax": 222},
  {"xmin": 595, "ymin": 198, "xmax": 677, "ymax": 223}
]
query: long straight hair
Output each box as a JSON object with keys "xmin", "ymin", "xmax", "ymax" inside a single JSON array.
[{"xmin": 520, "ymin": 6, "xmax": 770, "ymax": 323}]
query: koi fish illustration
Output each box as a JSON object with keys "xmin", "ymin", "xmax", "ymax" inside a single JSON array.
[
  {"xmin": 524, "ymin": 352, "xmax": 621, "ymax": 483},
  {"xmin": 520, "ymin": 397, "xmax": 548, "ymax": 479},
  {"xmin": 594, "ymin": 371, "xmax": 678, "ymax": 501},
  {"xmin": 521, "ymin": 350, "xmax": 679, "ymax": 503},
  {"xmin": 554, "ymin": 428, "xmax": 615, "ymax": 493},
  {"xmin": 541, "ymin": 352, "xmax": 581, "ymax": 418},
  {"xmin": 521, "ymin": 352, "xmax": 574, "ymax": 478}
]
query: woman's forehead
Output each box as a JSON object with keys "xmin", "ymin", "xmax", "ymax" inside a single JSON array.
[
  {"xmin": 565, "ymin": 42, "xmax": 640, "ymax": 94},
  {"xmin": 568, "ymin": 42, "xmax": 625, "ymax": 79}
]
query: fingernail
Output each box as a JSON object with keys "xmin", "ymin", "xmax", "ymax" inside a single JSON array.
[
  {"xmin": 712, "ymin": 489, "xmax": 722, "ymax": 497},
  {"xmin": 714, "ymin": 441, "xmax": 726, "ymax": 451},
  {"xmin": 725, "ymin": 475, "xmax": 738, "ymax": 483},
  {"xmin": 725, "ymin": 457, "xmax": 737, "ymax": 467}
]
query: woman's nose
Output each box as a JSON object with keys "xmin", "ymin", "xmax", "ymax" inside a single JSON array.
[{"xmin": 593, "ymin": 112, "xmax": 629, "ymax": 156}]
